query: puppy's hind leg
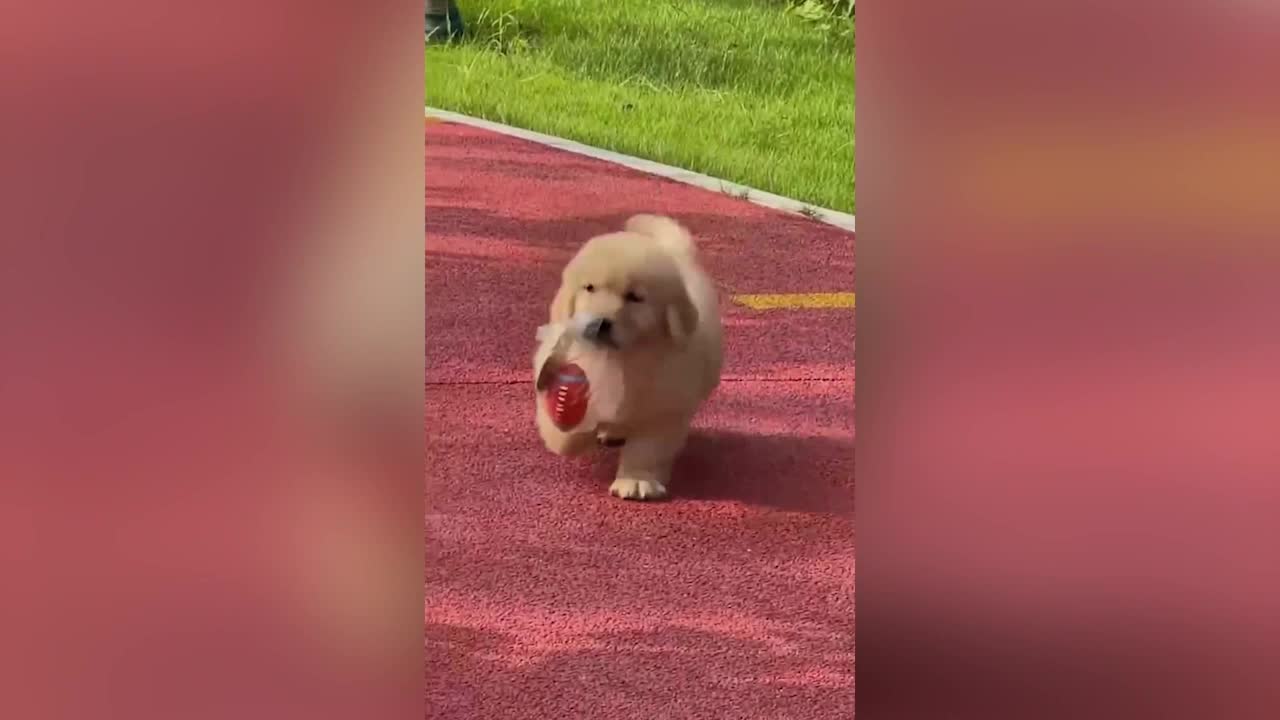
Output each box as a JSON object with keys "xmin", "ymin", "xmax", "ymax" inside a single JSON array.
[{"xmin": 609, "ymin": 423, "xmax": 690, "ymax": 501}]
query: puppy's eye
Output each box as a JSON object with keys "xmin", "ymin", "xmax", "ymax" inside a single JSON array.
[
  {"xmin": 624, "ymin": 291, "xmax": 644, "ymax": 303},
  {"xmin": 584, "ymin": 284, "xmax": 595, "ymax": 293}
]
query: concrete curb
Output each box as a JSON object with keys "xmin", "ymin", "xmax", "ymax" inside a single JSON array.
[{"xmin": 425, "ymin": 107, "xmax": 855, "ymax": 234}]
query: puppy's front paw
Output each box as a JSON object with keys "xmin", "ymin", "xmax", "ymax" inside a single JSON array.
[{"xmin": 609, "ymin": 475, "xmax": 668, "ymax": 501}]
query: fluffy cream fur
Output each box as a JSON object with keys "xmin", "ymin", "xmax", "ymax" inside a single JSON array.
[{"xmin": 535, "ymin": 215, "xmax": 723, "ymax": 500}]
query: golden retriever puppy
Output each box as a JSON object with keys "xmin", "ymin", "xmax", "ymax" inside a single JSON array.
[{"xmin": 535, "ymin": 214, "xmax": 723, "ymax": 500}]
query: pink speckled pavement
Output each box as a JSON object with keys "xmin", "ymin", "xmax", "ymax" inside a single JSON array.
[{"xmin": 425, "ymin": 120, "xmax": 855, "ymax": 719}]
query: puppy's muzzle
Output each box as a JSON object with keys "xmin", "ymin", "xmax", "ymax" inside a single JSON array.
[{"xmin": 582, "ymin": 317, "xmax": 618, "ymax": 347}]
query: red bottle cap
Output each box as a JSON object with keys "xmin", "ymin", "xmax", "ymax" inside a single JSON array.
[{"xmin": 545, "ymin": 363, "xmax": 590, "ymax": 430}]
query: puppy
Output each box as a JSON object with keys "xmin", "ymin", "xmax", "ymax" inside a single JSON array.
[{"xmin": 536, "ymin": 214, "xmax": 723, "ymax": 500}]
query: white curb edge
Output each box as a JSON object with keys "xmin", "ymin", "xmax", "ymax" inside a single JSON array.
[{"xmin": 426, "ymin": 107, "xmax": 855, "ymax": 234}]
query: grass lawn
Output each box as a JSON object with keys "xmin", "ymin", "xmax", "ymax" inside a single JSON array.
[{"xmin": 425, "ymin": 0, "xmax": 855, "ymax": 213}]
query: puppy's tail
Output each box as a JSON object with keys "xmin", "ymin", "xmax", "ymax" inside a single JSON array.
[{"xmin": 625, "ymin": 214, "xmax": 696, "ymax": 259}]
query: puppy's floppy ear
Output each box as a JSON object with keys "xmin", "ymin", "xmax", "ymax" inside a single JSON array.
[
  {"xmin": 664, "ymin": 288, "xmax": 699, "ymax": 344},
  {"xmin": 550, "ymin": 280, "xmax": 576, "ymax": 323}
]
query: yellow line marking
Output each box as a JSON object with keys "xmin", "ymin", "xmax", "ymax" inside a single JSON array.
[{"xmin": 732, "ymin": 292, "xmax": 855, "ymax": 310}]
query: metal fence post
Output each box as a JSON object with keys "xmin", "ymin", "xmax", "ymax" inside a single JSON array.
[{"xmin": 425, "ymin": 0, "xmax": 465, "ymax": 43}]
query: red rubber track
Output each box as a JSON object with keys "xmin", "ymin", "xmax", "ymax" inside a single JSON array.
[{"xmin": 426, "ymin": 120, "xmax": 855, "ymax": 719}]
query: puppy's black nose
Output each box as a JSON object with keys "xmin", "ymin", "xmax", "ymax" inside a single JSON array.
[{"xmin": 584, "ymin": 317, "xmax": 613, "ymax": 342}]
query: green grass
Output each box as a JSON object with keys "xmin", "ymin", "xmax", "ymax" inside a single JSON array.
[{"xmin": 425, "ymin": 0, "xmax": 855, "ymax": 213}]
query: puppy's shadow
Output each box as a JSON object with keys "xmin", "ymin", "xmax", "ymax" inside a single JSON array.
[{"xmin": 673, "ymin": 429, "xmax": 854, "ymax": 514}]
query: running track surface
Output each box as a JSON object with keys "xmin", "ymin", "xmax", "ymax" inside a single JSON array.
[{"xmin": 425, "ymin": 120, "xmax": 855, "ymax": 719}]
